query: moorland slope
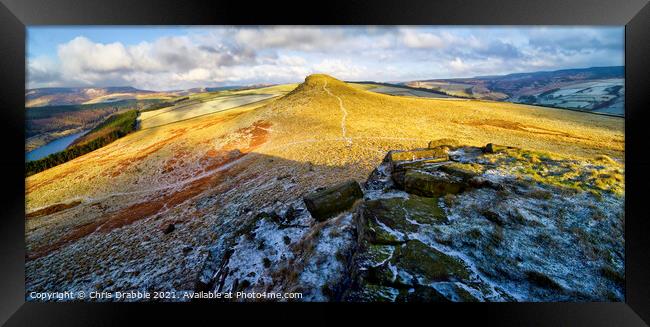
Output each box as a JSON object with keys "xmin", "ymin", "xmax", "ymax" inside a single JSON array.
[{"xmin": 25, "ymin": 74, "xmax": 624, "ymax": 301}]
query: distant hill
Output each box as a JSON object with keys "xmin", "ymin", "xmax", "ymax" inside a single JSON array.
[
  {"xmin": 173, "ymin": 86, "xmax": 243, "ymax": 95},
  {"xmin": 405, "ymin": 66, "xmax": 624, "ymax": 116},
  {"xmin": 26, "ymin": 85, "xmax": 251, "ymax": 107},
  {"xmin": 25, "ymin": 86, "xmax": 161, "ymax": 107},
  {"xmin": 474, "ymin": 66, "xmax": 623, "ymax": 81}
]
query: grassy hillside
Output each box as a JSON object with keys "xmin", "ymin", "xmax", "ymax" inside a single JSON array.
[
  {"xmin": 25, "ymin": 74, "xmax": 623, "ymax": 297},
  {"xmin": 138, "ymin": 97, "xmax": 191, "ymax": 112},
  {"xmin": 70, "ymin": 110, "xmax": 139, "ymax": 147},
  {"xmin": 137, "ymin": 84, "xmax": 296, "ymax": 129},
  {"xmin": 26, "ymin": 74, "xmax": 624, "ymax": 207}
]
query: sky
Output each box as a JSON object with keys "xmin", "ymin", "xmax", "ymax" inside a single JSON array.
[{"xmin": 27, "ymin": 26, "xmax": 624, "ymax": 91}]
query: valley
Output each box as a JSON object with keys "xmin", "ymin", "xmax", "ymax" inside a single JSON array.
[
  {"xmin": 26, "ymin": 86, "xmax": 177, "ymax": 107},
  {"xmin": 405, "ymin": 66, "xmax": 624, "ymax": 116},
  {"xmin": 26, "ymin": 99, "xmax": 153, "ymax": 153}
]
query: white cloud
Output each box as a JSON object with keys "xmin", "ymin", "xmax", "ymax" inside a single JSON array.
[
  {"xmin": 27, "ymin": 26, "xmax": 625, "ymax": 90},
  {"xmin": 27, "ymin": 56, "xmax": 60, "ymax": 86},
  {"xmin": 234, "ymin": 27, "xmax": 343, "ymax": 51},
  {"xmin": 277, "ymin": 55, "xmax": 308, "ymax": 66},
  {"xmin": 58, "ymin": 37, "xmax": 132, "ymax": 74},
  {"xmin": 42, "ymin": 34, "xmax": 261, "ymax": 89},
  {"xmin": 399, "ymin": 29, "xmax": 446, "ymax": 49},
  {"xmin": 449, "ymin": 57, "xmax": 468, "ymax": 72},
  {"xmin": 312, "ymin": 59, "xmax": 366, "ymax": 80},
  {"xmin": 174, "ymin": 68, "xmax": 212, "ymax": 82}
]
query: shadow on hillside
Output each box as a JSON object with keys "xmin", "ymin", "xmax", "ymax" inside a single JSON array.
[{"xmin": 25, "ymin": 148, "xmax": 377, "ymax": 296}]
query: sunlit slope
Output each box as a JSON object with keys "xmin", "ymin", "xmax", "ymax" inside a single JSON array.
[
  {"xmin": 138, "ymin": 84, "xmax": 297, "ymax": 129},
  {"xmin": 25, "ymin": 74, "xmax": 624, "ymax": 293},
  {"xmin": 27, "ymin": 74, "xmax": 623, "ymax": 211},
  {"xmin": 81, "ymin": 92, "xmax": 176, "ymax": 105},
  {"xmin": 258, "ymin": 74, "xmax": 622, "ymax": 161}
]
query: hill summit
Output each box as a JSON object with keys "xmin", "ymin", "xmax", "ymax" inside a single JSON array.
[
  {"xmin": 303, "ymin": 74, "xmax": 343, "ymax": 86},
  {"xmin": 286, "ymin": 74, "xmax": 360, "ymax": 97}
]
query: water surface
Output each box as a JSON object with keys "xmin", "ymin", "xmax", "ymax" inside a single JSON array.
[{"xmin": 26, "ymin": 131, "xmax": 87, "ymax": 162}]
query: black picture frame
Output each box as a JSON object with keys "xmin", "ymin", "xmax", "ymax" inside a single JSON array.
[{"xmin": 1, "ymin": 0, "xmax": 649, "ymax": 325}]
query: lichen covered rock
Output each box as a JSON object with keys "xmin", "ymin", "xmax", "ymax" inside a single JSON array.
[
  {"xmin": 439, "ymin": 162, "xmax": 485, "ymax": 180},
  {"xmin": 303, "ymin": 180, "xmax": 363, "ymax": 221},
  {"xmin": 198, "ymin": 141, "xmax": 625, "ymax": 303},
  {"xmin": 389, "ymin": 148, "xmax": 449, "ymax": 163},
  {"xmin": 345, "ymin": 142, "xmax": 624, "ymax": 302},
  {"xmin": 393, "ymin": 240, "xmax": 472, "ymax": 283},
  {"xmin": 356, "ymin": 195, "xmax": 446, "ymax": 245},
  {"xmin": 401, "ymin": 170, "xmax": 466, "ymax": 197}
]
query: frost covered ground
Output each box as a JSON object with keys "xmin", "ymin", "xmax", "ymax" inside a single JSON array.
[
  {"xmin": 345, "ymin": 145, "xmax": 624, "ymax": 301},
  {"xmin": 195, "ymin": 143, "xmax": 624, "ymax": 302},
  {"xmin": 513, "ymin": 79, "xmax": 624, "ymax": 116},
  {"xmin": 196, "ymin": 198, "xmax": 357, "ymax": 301}
]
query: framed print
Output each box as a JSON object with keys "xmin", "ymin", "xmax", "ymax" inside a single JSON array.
[{"xmin": 1, "ymin": 0, "xmax": 649, "ymax": 325}]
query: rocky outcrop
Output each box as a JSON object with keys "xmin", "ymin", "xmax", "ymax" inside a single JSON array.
[
  {"xmin": 342, "ymin": 140, "xmax": 624, "ymax": 302},
  {"xmin": 303, "ymin": 180, "xmax": 363, "ymax": 221},
  {"xmin": 483, "ymin": 143, "xmax": 509, "ymax": 154},
  {"xmin": 356, "ymin": 195, "xmax": 446, "ymax": 245},
  {"xmin": 399, "ymin": 170, "xmax": 466, "ymax": 197},
  {"xmin": 195, "ymin": 140, "xmax": 625, "ymax": 302},
  {"xmin": 390, "ymin": 144, "xmax": 486, "ymax": 197},
  {"xmin": 343, "ymin": 142, "xmax": 514, "ymax": 301},
  {"xmin": 389, "ymin": 148, "xmax": 449, "ymax": 163}
]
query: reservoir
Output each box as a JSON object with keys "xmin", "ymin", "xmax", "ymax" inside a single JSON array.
[{"xmin": 26, "ymin": 130, "xmax": 87, "ymax": 162}]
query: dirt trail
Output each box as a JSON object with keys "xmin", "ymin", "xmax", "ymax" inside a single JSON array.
[{"xmin": 323, "ymin": 81, "xmax": 352, "ymax": 146}]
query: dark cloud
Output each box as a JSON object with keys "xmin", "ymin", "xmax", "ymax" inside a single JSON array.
[
  {"xmin": 528, "ymin": 28, "xmax": 623, "ymax": 52},
  {"xmin": 477, "ymin": 41, "xmax": 523, "ymax": 59}
]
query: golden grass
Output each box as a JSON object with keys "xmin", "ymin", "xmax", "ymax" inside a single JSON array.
[
  {"xmin": 257, "ymin": 74, "xmax": 622, "ymax": 162},
  {"xmin": 26, "ymin": 74, "xmax": 624, "ymax": 213},
  {"xmin": 348, "ymin": 83, "xmax": 379, "ymax": 91},
  {"xmin": 138, "ymin": 94, "xmax": 277, "ymax": 129}
]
